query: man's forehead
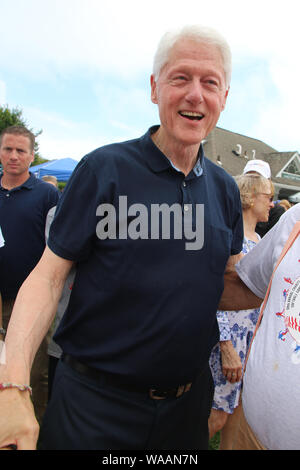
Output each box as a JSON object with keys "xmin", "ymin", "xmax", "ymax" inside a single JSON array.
[{"xmin": 1, "ymin": 133, "xmax": 31, "ymax": 149}]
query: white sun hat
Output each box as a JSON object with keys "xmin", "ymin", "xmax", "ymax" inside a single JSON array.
[{"xmin": 243, "ymin": 159, "xmax": 271, "ymax": 179}]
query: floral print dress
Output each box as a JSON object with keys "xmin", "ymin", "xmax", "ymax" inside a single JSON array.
[{"xmin": 209, "ymin": 237, "xmax": 260, "ymax": 414}]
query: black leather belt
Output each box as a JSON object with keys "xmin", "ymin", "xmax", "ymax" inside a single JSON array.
[{"xmin": 61, "ymin": 354, "xmax": 192, "ymax": 400}]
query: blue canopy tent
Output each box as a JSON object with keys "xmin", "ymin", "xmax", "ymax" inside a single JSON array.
[{"xmin": 29, "ymin": 158, "xmax": 78, "ymax": 182}]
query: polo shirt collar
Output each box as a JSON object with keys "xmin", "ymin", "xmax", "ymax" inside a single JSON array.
[
  {"xmin": 141, "ymin": 126, "xmax": 205, "ymax": 178},
  {"xmin": 0, "ymin": 173, "xmax": 36, "ymax": 192}
]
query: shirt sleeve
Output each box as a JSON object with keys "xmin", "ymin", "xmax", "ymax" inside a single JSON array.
[
  {"xmin": 48, "ymin": 156, "xmax": 100, "ymax": 261},
  {"xmin": 216, "ymin": 310, "xmax": 231, "ymax": 341},
  {"xmin": 45, "ymin": 206, "xmax": 57, "ymax": 240},
  {"xmin": 236, "ymin": 205, "xmax": 300, "ymax": 298},
  {"xmin": 230, "ymin": 182, "xmax": 244, "ymax": 255}
]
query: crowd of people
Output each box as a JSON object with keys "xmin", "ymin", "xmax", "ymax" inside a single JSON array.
[
  {"xmin": 0, "ymin": 24, "xmax": 299, "ymax": 451},
  {"xmin": 209, "ymin": 169, "xmax": 274, "ymax": 448}
]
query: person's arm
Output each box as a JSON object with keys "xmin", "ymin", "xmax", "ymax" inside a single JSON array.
[
  {"xmin": 216, "ymin": 310, "xmax": 243, "ymax": 383},
  {"xmin": 0, "ymin": 246, "xmax": 73, "ymax": 450},
  {"xmin": 219, "ymin": 341, "xmax": 243, "ymax": 383},
  {"xmin": 219, "ymin": 270, "xmax": 263, "ymax": 311},
  {"xmin": 217, "ymin": 264, "xmax": 261, "ymax": 381},
  {"xmin": 216, "ymin": 310, "xmax": 231, "ymax": 342}
]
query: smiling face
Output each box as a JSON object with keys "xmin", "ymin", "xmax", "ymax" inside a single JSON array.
[{"xmin": 151, "ymin": 39, "xmax": 229, "ymax": 152}]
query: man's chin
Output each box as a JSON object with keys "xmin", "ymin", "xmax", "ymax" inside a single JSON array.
[{"xmin": 177, "ymin": 132, "xmax": 206, "ymax": 147}]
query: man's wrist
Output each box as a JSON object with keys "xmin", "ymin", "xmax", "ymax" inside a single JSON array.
[{"xmin": 0, "ymin": 382, "xmax": 32, "ymax": 395}]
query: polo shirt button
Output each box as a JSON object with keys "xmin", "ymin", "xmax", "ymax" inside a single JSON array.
[
  {"xmin": 184, "ymin": 204, "xmax": 189, "ymax": 212},
  {"xmin": 182, "ymin": 181, "xmax": 186, "ymax": 187}
]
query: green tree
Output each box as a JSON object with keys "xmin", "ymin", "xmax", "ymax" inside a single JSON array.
[{"xmin": 0, "ymin": 105, "xmax": 48, "ymax": 166}]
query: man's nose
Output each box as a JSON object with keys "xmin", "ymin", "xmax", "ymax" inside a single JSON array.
[
  {"xmin": 185, "ymin": 80, "xmax": 204, "ymax": 104},
  {"xmin": 9, "ymin": 150, "xmax": 18, "ymax": 159}
]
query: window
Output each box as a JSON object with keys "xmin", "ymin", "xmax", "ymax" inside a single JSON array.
[{"xmin": 281, "ymin": 155, "xmax": 300, "ymax": 181}]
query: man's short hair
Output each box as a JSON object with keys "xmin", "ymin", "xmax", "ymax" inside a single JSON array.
[
  {"xmin": 0, "ymin": 126, "xmax": 35, "ymax": 153},
  {"xmin": 42, "ymin": 175, "xmax": 58, "ymax": 187},
  {"xmin": 152, "ymin": 24, "xmax": 232, "ymax": 88}
]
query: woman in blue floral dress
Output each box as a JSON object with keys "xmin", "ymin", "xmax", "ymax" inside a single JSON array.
[{"xmin": 208, "ymin": 172, "xmax": 275, "ymax": 449}]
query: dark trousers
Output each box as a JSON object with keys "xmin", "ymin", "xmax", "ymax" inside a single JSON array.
[
  {"xmin": 40, "ymin": 359, "xmax": 214, "ymax": 450},
  {"xmin": 47, "ymin": 355, "xmax": 60, "ymax": 402}
]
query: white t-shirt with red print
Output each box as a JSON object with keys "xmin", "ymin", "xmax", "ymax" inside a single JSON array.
[{"xmin": 236, "ymin": 203, "xmax": 300, "ymax": 450}]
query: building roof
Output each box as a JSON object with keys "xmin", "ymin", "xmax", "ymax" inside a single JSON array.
[{"xmin": 203, "ymin": 127, "xmax": 300, "ymax": 197}]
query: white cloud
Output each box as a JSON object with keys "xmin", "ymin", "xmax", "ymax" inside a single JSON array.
[
  {"xmin": 25, "ymin": 107, "xmax": 79, "ymax": 132},
  {"xmin": 2, "ymin": 0, "xmax": 300, "ymax": 155},
  {"xmin": 251, "ymin": 87, "xmax": 300, "ymax": 152},
  {"xmin": 241, "ymin": 53, "xmax": 300, "ymax": 151},
  {"xmin": 2, "ymin": 0, "xmax": 299, "ymax": 78},
  {"xmin": 38, "ymin": 135, "xmax": 102, "ymax": 161}
]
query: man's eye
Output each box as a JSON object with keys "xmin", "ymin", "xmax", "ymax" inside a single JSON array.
[
  {"xmin": 206, "ymin": 79, "xmax": 220, "ymax": 88},
  {"xmin": 174, "ymin": 76, "xmax": 187, "ymax": 81}
]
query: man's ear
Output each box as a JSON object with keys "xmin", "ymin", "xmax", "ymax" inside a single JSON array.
[
  {"xmin": 221, "ymin": 86, "xmax": 230, "ymax": 111},
  {"xmin": 150, "ymin": 74, "xmax": 158, "ymax": 104}
]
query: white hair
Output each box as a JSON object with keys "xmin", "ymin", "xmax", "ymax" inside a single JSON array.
[{"xmin": 152, "ymin": 25, "xmax": 232, "ymax": 88}]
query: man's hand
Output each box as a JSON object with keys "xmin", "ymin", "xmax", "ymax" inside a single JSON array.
[
  {"xmin": 0, "ymin": 389, "xmax": 39, "ymax": 450},
  {"xmin": 220, "ymin": 340, "xmax": 242, "ymax": 383},
  {"xmin": 0, "ymin": 247, "xmax": 73, "ymax": 450}
]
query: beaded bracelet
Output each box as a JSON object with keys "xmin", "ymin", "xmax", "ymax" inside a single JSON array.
[{"xmin": 0, "ymin": 382, "xmax": 32, "ymax": 395}]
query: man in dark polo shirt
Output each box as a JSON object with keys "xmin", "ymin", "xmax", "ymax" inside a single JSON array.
[
  {"xmin": 0, "ymin": 126, "xmax": 59, "ymax": 424},
  {"xmin": 0, "ymin": 26, "xmax": 250, "ymax": 450}
]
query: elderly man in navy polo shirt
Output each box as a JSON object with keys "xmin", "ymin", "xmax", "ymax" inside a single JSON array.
[
  {"xmin": 0, "ymin": 26, "xmax": 259, "ymax": 450},
  {"xmin": 0, "ymin": 126, "xmax": 59, "ymax": 425}
]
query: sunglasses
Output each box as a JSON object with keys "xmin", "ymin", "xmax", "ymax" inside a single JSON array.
[{"xmin": 257, "ymin": 193, "xmax": 274, "ymax": 202}]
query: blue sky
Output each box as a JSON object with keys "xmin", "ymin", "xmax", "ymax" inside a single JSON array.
[{"xmin": 1, "ymin": 0, "xmax": 299, "ymax": 160}]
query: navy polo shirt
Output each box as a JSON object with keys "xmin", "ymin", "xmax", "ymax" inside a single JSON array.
[
  {"xmin": 0, "ymin": 173, "xmax": 60, "ymax": 299},
  {"xmin": 49, "ymin": 126, "xmax": 243, "ymax": 388}
]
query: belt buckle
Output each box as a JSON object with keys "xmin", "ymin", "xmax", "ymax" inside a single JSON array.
[
  {"xmin": 149, "ymin": 382, "xmax": 192, "ymax": 400},
  {"xmin": 176, "ymin": 382, "xmax": 192, "ymax": 398},
  {"xmin": 149, "ymin": 389, "xmax": 167, "ymax": 400},
  {"xmin": 175, "ymin": 385, "xmax": 185, "ymax": 398}
]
